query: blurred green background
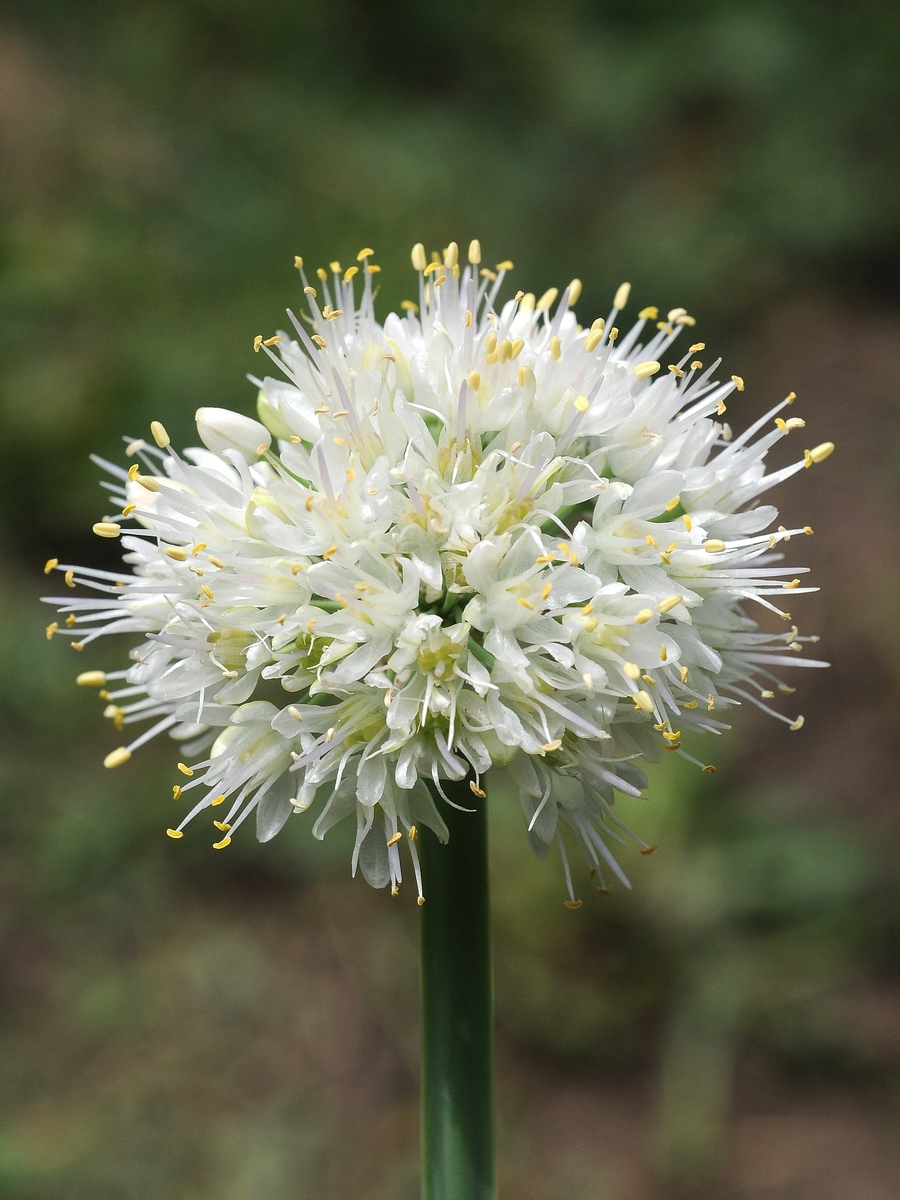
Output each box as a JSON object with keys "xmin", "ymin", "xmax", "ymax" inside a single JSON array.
[{"xmin": 2, "ymin": 2, "xmax": 899, "ymax": 1197}]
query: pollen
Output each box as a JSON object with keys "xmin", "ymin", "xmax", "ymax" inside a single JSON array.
[
  {"xmin": 93, "ymin": 522, "xmax": 121, "ymax": 538},
  {"xmin": 104, "ymin": 747, "xmax": 132, "ymax": 769},
  {"xmin": 633, "ymin": 361, "xmax": 660, "ymax": 380},
  {"xmin": 77, "ymin": 671, "xmax": 106, "ymax": 687},
  {"xmin": 613, "ymin": 282, "xmax": 631, "ymax": 309}
]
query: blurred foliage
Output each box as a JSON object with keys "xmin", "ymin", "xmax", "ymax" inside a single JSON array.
[{"xmin": 1, "ymin": 1, "xmax": 899, "ymax": 1197}]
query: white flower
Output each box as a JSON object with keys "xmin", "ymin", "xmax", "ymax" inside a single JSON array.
[{"xmin": 44, "ymin": 241, "xmax": 833, "ymax": 903}]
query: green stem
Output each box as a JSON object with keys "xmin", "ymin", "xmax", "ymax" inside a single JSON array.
[{"xmin": 419, "ymin": 780, "xmax": 495, "ymax": 1200}]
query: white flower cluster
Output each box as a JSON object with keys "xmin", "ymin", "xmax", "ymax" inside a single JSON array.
[{"xmin": 44, "ymin": 241, "xmax": 832, "ymax": 902}]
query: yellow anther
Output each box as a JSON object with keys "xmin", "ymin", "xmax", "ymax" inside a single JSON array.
[
  {"xmin": 803, "ymin": 525, "xmax": 814, "ymax": 536},
  {"xmin": 536, "ymin": 554, "xmax": 555, "ymax": 564},
  {"xmin": 499, "ymin": 337, "xmax": 512, "ymax": 362},
  {"xmin": 786, "ymin": 390, "xmax": 797, "ymax": 404},
  {"xmin": 64, "ymin": 568, "xmax": 75, "ymax": 588},
  {"xmin": 634, "ymin": 608, "xmax": 654, "ymax": 625},
  {"xmin": 263, "ymin": 335, "xmax": 282, "ymax": 346},
  {"xmin": 443, "ymin": 241, "xmax": 459, "ymax": 269},
  {"xmin": 484, "ymin": 331, "xmax": 497, "ymax": 355},
  {"xmin": 689, "ymin": 342, "xmax": 705, "ymax": 354},
  {"xmin": 517, "ymin": 597, "xmax": 534, "ymax": 610},
  {"xmin": 465, "ymin": 238, "xmax": 482, "ymax": 265},
  {"xmin": 166, "ymin": 828, "xmax": 184, "ymax": 840},
  {"xmin": 633, "ymin": 361, "xmax": 660, "ymax": 380},
  {"xmin": 640, "ymin": 844, "xmax": 659, "ymax": 856},
  {"xmin": 679, "ymin": 665, "xmax": 689, "ymax": 684},
  {"xmin": 717, "ymin": 400, "xmax": 728, "ymax": 416},
  {"xmin": 213, "ymin": 821, "xmax": 231, "ymax": 832},
  {"xmin": 134, "ymin": 474, "xmax": 160, "ymax": 492},
  {"xmin": 328, "ymin": 261, "xmax": 341, "ymax": 273},
  {"xmin": 510, "ymin": 338, "xmax": 524, "ymax": 359},
  {"xmin": 71, "ymin": 642, "xmax": 85, "ymax": 651},
  {"xmin": 93, "ymin": 522, "xmax": 121, "ymax": 539},
  {"xmin": 495, "ymin": 259, "xmax": 514, "ymax": 271},
  {"xmin": 633, "ymin": 690, "xmax": 654, "ymax": 713},
  {"xmin": 668, "ymin": 364, "xmax": 684, "ymax": 377},
  {"xmin": 683, "ymin": 514, "xmax": 693, "ymax": 531},
  {"xmin": 596, "ymin": 885, "xmax": 613, "ymax": 895},
  {"xmin": 200, "ymin": 585, "xmax": 214, "ymax": 600},
  {"xmin": 325, "ymin": 309, "xmax": 343, "ymax": 321},
  {"xmin": 584, "ymin": 329, "xmax": 604, "ymax": 353},
  {"xmin": 638, "ymin": 306, "xmax": 658, "ymax": 320},
  {"xmin": 177, "ymin": 762, "xmax": 194, "ymax": 777},
  {"xmin": 322, "ymin": 544, "xmax": 337, "ymax": 560},
  {"xmin": 541, "ymin": 582, "xmax": 553, "ymax": 600},
  {"xmin": 541, "ymin": 739, "xmax": 563, "ymax": 753},
  {"xmin": 583, "ymin": 618, "xmax": 599, "ymax": 633},
  {"xmin": 65, "ymin": 614, "xmax": 76, "ymax": 627},
  {"xmin": 172, "ymin": 785, "xmax": 182, "ymax": 799},
  {"xmin": 608, "ymin": 327, "xmax": 618, "ymax": 342},
  {"xmin": 537, "ymin": 287, "xmax": 558, "ymax": 311},
  {"xmin": 580, "ymin": 603, "xmax": 594, "ymax": 615},
  {"xmin": 104, "ymin": 747, "xmax": 132, "ymax": 769},
  {"xmin": 645, "ymin": 533, "xmax": 658, "ymax": 549},
  {"xmin": 311, "ymin": 334, "xmax": 327, "ymax": 349},
  {"xmin": 316, "ymin": 267, "xmax": 328, "ymax": 281},
  {"xmin": 386, "ymin": 831, "xmax": 403, "ymax": 847},
  {"xmin": 77, "ymin": 671, "xmax": 106, "ymax": 687},
  {"xmin": 667, "ymin": 307, "xmax": 687, "ymax": 321},
  {"xmin": 573, "ymin": 394, "xmax": 590, "ymax": 413},
  {"xmin": 641, "ymin": 674, "xmax": 656, "ymax": 686},
  {"xmin": 789, "ymin": 715, "xmax": 805, "ymax": 731},
  {"xmin": 467, "ymin": 370, "xmax": 481, "ymax": 391},
  {"xmin": 212, "ymin": 836, "xmax": 232, "ymax": 850},
  {"xmin": 784, "ymin": 579, "xmax": 800, "ymax": 589},
  {"xmin": 659, "ymin": 594, "xmax": 682, "ymax": 613},
  {"xmin": 564, "ymin": 899, "xmax": 583, "ymax": 910},
  {"xmin": 549, "ymin": 335, "xmax": 561, "ymax": 360},
  {"xmin": 676, "ymin": 315, "xmax": 696, "ymax": 326},
  {"xmin": 684, "ymin": 700, "xmax": 698, "ymax": 709},
  {"xmin": 731, "ymin": 375, "xmax": 745, "ymax": 391},
  {"xmin": 704, "ymin": 539, "xmax": 726, "ymax": 553},
  {"xmin": 423, "ymin": 261, "xmax": 440, "ymax": 277},
  {"xmin": 623, "ymin": 662, "xmax": 641, "ymax": 679},
  {"xmin": 613, "ymin": 282, "xmax": 631, "ymax": 309},
  {"xmin": 294, "ymin": 255, "xmax": 304, "ymax": 269},
  {"xmin": 343, "ymin": 266, "xmax": 359, "ymax": 283},
  {"xmin": 210, "ymin": 794, "xmax": 226, "ymax": 807},
  {"xmin": 149, "ymin": 420, "xmax": 170, "ymax": 448},
  {"xmin": 356, "ymin": 247, "xmax": 374, "ymax": 261},
  {"xmin": 417, "ymin": 896, "xmax": 426, "ymax": 906},
  {"xmin": 408, "ymin": 825, "xmax": 418, "ymax": 840},
  {"xmin": 659, "ymin": 644, "xmax": 668, "ymax": 662},
  {"xmin": 469, "ymin": 781, "xmax": 486, "ymax": 799},
  {"xmin": 253, "ymin": 335, "xmax": 263, "ymax": 352},
  {"xmin": 43, "ymin": 557, "xmax": 58, "ymax": 574},
  {"xmin": 707, "ymin": 693, "xmax": 716, "ymax": 711},
  {"xmin": 565, "ymin": 278, "xmax": 582, "ymax": 306},
  {"xmin": 208, "ymin": 555, "xmax": 224, "ymax": 568},
  {"xmin": 691, "ymin": 361, "xmax": 703, "ymax": 370},
  {"xmin": 806, "ymin": 441, "xmax": 835, "ymax": 465},
  {"xmin": 122, "ymin": 503, "xmax": 137, "ymax": 517},
  {"xmin": 662, "ymin": 729, "xmax": 680, "ymax": 741},
  {"xmin": 590, "ymin": 317, "xmax": 605, "ymax": 332},
  {"xmin": 165, "ymin": 546, "xmax": 187, "ymax": 561}
]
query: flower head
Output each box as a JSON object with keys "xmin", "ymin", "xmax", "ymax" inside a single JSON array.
[{"xmin": 45, "ymin": 241, "xmax": 831, "ymax": 902}]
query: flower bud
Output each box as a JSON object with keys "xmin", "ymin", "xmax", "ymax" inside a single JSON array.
[{"xmin": 195, "ymin": 407, "xmax": 271, "ymax": 460}]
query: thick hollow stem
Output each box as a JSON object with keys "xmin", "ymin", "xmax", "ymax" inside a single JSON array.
[{"xmin": 419, "ymin": 781, "xmax": 495, "ymax": 1200}]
